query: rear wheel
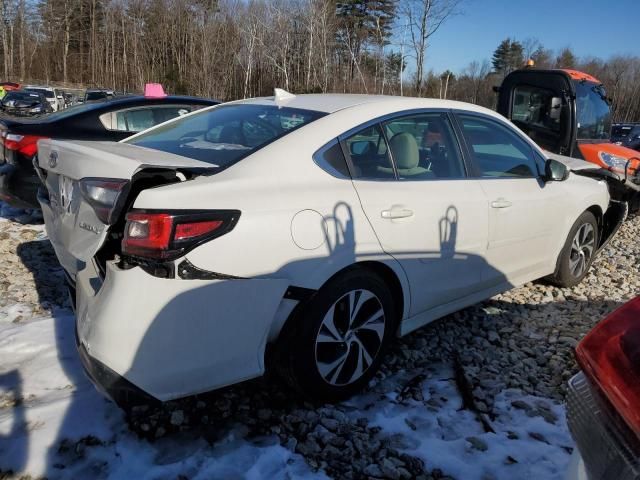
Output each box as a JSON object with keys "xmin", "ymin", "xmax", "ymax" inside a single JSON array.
[
  {"xmin": 549, "ymin": 211, "xmax": 599, "ymax": 288},
  {"xmin": 279, "ymin": 268, "xmax": 396, "ymax": 401}
]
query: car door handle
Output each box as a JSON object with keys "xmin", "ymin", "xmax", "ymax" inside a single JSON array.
[
  {"xmin": 381, "ymin": 208, "xmax": 414, "ymax": 219},
  {"xmin": 491, "ymin": 198, "xmax": 512, "ymax": 209}
]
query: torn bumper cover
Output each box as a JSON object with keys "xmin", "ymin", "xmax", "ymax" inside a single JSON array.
[
  {"xmin": 75, "ymin": 259, "xmax": 289, "ymax": 403},
  {"xmin": 598, "ymin": 200, "xmax": 628, "ymax": 253}
]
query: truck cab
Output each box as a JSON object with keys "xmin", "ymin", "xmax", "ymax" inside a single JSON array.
[{"xmin": 497, "ymin": 68, "xmax": 640, "ymax": 201}]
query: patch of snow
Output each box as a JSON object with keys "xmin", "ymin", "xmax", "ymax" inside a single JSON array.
[
  {"xmin": 0, "ymin": 312, "xmax": 326, "ymax": 479},
  {"xmin": 345, "ymin": 366, "xmax": 574, "ymax": 480}
]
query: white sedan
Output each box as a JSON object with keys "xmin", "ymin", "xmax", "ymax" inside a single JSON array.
[{"xmin": 36, "ymin": 92, "xmax": 624, "ymax": 406}]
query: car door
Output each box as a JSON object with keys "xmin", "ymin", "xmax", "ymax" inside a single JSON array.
[
  {"xmin": 343, "ymin": 111, "xmax": 490, "ymax": 317},
  {"xmin": 455, "ymin": 112, "xmax": 566, "ymax": 285}
]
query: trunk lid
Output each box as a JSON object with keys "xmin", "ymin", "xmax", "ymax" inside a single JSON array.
[{"xmin": 37, "ymin": 139, "xmax": 216, "ymax": 278}]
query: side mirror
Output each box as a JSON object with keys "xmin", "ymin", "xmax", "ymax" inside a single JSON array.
[
  {"xmin": 549, "ymin": 97, "xmax": 562, "ymax": 120},
  {"xmin": 545, "ymin": 158, "xmax": 569, "ymax": 182},
  {"xmin": 350, "ymin": 140, "xmax": 373, "ymax": 155}
]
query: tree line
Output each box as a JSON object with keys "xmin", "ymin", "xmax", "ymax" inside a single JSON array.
[{"xmin": 0, "ymin": 0, "xmax": 638, "ymax": 121}]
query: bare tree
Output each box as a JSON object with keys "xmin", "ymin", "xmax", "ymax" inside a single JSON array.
[{"xmin": 401, "ymin": 0, "xmax": 462, "ymax": 95}]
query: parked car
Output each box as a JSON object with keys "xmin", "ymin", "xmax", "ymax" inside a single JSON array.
[
  {"xmin": 1, "ymin": 90, "xmax": 53, "ymax": 117},
  {"xmin": 24, "ymin": 85, "xmax": 61, "ymax": 112},
  {"xmin": 63, "ymin": 92, "xmax": 78, "ymax": 108},
  {"xmin": 0, "ymin": 82, "xmax": 21, "ymax": 92},
  {"xmin": 0, "ymin": 95, "xmax": 218, "ymax": 208},
  {"xmin": 36, "ymin": 92, "xmax": 626, "ymax": 408},
  {"xmin": 565, "ymin": 296, "xmax": 640, "ymax": 480},
  {"xmin": 84, "ymin": 88, "xmax": 115, "ymax": 103},
  {"xmin": 612, "ymin": 123, "xmax": 640, "ymax": 153}
]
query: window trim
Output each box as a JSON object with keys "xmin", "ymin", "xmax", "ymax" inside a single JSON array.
[{"xmin": 451, "ymin": 110, "xmax": 545, "ymax": 180}]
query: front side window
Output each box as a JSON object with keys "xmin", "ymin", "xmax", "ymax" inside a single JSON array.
[
  {"xmin": 511, "ymin": 85, "xmax": 565, "ymax": 153},
  {"xmin": 458, "ymin": 114, "xmax": 539, "ymax": 178},
  {"xmin": 342, "ymin": 123, "xmax": 395, "ymax": 180},
  {"xmin": 512, "ymin": 86, "xmax": 561, "ymax": 131},
  {"xmin": 575, "ymin": 81, "xmax": 611, "ymax": 140},
  {"xmin": 382, "ymin": 113, "xmax": 465, "ymax": 180},
  {"xmin": 127, "ymin": 104, "xmax": 325, "ymax": 168}
]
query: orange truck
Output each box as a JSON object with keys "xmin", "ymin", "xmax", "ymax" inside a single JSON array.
[{"xmin": 496, "ymin": 66, "xmax": 640, "ymax": 207}]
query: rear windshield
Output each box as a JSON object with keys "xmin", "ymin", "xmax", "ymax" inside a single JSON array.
[{"xmin": 126, "ymin": 104, "xmax": 326, "ymax": 168}]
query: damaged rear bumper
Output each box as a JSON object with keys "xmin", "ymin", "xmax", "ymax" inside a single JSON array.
[{"xmin": 75, "ymin": 258, "xmax": 289, "ymax": 403}]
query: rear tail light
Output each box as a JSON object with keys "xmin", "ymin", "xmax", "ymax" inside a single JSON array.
[
  {"xmin": 1, "ymin": 133, "xmax": 47, "ymax": 157},
  {"xmin": 576, "ymin": 296, "xmax": 640, "ymax": 437},
  {"xmin": 79, "ymin": 178, "xmax": 130, "ymax": 224},
  {"xmin": 122, "ymin": 210, "xmax": 240, "ymax": 260}
]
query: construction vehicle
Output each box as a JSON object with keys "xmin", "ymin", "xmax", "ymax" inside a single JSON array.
[{"xmin": 496, "ymin": 63, "xmax": 640, "ymax": 206}]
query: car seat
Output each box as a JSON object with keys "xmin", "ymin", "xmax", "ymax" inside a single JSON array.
[{"xmin": 380, "ymin": 132, "xmax": 430, "ymax": 178}]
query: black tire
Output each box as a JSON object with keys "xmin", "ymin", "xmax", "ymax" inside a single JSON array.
[
  {"xmin": 278, "ymin": 267, "xmax": 397, "ymax": 402},
  {"xmin": 549, "ymin": 211, "xmax": 599, "ymax": 288}
]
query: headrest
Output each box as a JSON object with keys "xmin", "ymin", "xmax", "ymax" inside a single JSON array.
[{"xmin": 390, "ymin": 133, "xmax": 419, "ymax": 169}]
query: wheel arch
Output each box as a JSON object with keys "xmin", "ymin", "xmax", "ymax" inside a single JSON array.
[{"xmin": 272, "ymin": 260, "xmax": 409, "ymax": 347}]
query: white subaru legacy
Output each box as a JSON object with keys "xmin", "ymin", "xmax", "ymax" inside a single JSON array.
[{"xmin": 36, "ymin": 92, "xmax": 624, "ymax": 407}]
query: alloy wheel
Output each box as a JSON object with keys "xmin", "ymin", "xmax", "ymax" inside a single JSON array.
[
  {"xmin": 314, "ymin": 289, "xmax": 386, "ymax": 386},
  {"xmin": 569, "ymin": 222, "xmax": 595, "ymax": 278}
]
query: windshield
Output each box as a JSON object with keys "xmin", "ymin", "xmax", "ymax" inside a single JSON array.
[
  {"xmin": 575, "ymin": 81, "xmax": 611, "ymax": 140},
  {"xmin": 85, "ymin": 91, "xmax": 110, "ymax": 101},
  {"xmin": 127, "ymin": 104, "xmax": 326, "ymax": 168},
  {"xmin": 3, "ymin": 92, "xmax": 42, "ymax": 102},
  {"xmin": 27, "ymin": 88, "xmax": 54, "ymax": 99}
]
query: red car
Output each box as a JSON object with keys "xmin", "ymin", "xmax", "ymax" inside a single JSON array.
[
  {"xmin": 0, "ymin": 82, "xmax": 21, "ymax": 91},
  {"xmin": 566, "ymin": 296, "xmax": 640, "ymax": 480}
]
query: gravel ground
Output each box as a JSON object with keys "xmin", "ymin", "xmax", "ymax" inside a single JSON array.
[{"xmin": 1, "ymin": 200, "xmax": 639, "ymax": 479}]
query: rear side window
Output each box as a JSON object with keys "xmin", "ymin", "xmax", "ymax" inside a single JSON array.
[
  {"xmin": 342, "ymin": 124, "xmax": 395, "ymax": 180},
  {"xmin": 127, "ymin": 104, "xmax": 325, "ymax": 168},
  {"xmin": 458, "ymin": 114, "xmax": 539, "ymax": 178},
  {"xmin": 314, "ymin": 140, "xmax": 350, "ymax": 178},
  {"xmin": 105, "ymin": 106, "xmax": 194, "ymax": 133},
  {"xmin": 382, "ymin": 113, "xmax": 465, "ymax": 180}
]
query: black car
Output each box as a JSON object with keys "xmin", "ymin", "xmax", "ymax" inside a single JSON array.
[
  {"xmin": 84, "ymin": 88, "xmax": 115, "ymax": 103},
  {"xmin": 611, "ymin": 123, "xmax": 640, "ymax": 151},
  {"xmin": 1, "ymin": 91, "xmax": 53, "ymax": 117},
  {"xmin": 0, "ymin": 95, "xmax": 218, "ymax": 208}
]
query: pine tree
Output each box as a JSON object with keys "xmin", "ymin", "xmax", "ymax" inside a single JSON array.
[
  {"xmin": 335, "ymin": 0, "xmax": 396, "ymax": 83},
  {"xmin": 556, "ymin": 47, "xmax": 577, "ymax": 68},
  {"xmin": 491, "ymin": 38, "xmax": 524, "ymax": 76}
]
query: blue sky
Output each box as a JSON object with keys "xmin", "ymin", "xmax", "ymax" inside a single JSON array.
[{"xmin": 417, "ymin": 0, "xmax": 640, "ymax": 73}]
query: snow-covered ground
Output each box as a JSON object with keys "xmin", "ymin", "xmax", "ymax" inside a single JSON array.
[
  {"xmin": 4, "ymin": 201, "xmax": 639, "ymax": 479},
  {"xmin": 0, "ymin": 309, "xmax": 572, "ymax": 479}
]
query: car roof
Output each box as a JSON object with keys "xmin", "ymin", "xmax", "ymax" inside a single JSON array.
[
  {"xmin": 83, "ymin": 95, "xmax": 218, "ymax": 108},
  {"xmin": 233, "ymin": 93, "xmax": 497, "ymax": 116}
]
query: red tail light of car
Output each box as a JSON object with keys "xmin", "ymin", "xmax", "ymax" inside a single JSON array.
[
  {"xmin": 122, "ymin": 210, "xmax": 240, "ymax": 260},
  {"xmin": 576, "ymin": 296, "xmax": 640, "ymax": 438},
  {"xmin": 0, "ymin": 132, "xmax": 48, "ymax": 157}
]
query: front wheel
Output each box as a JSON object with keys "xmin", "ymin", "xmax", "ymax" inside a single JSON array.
[
  {"xmin": 549, "ymin": 211, "xmax": 599, "ymax": 288},
  {"xmin": 278, "ymin": 268, "xmax": 397, "ymax": 402}
]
